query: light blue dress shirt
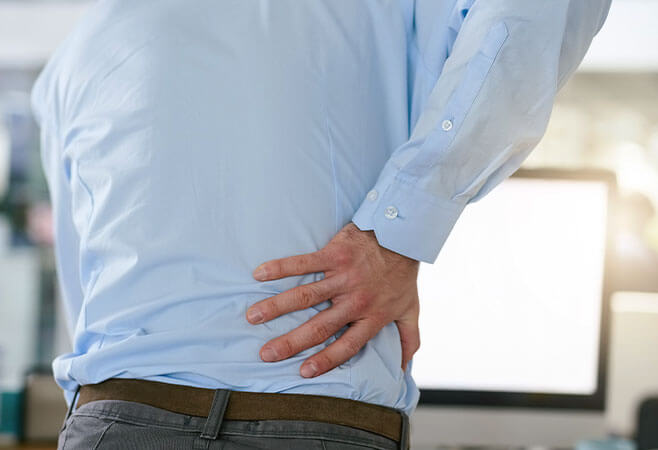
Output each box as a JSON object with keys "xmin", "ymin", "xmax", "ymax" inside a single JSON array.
[{"xmin": 31, "ymin": 0, "xmax": 610, "ymax": 415}]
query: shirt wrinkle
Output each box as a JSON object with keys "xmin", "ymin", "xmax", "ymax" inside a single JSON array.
[{"xmin": 32, "ymin": 0, "xmax": 610, "ymax": 415}]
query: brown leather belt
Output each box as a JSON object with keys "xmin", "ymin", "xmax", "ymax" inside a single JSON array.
[{"xmin": 77, "ymin": 379, "xmax": 408, "ymax": 446}]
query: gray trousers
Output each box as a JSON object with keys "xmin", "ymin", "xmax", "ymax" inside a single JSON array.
[{"xmin": 57, "ymin": 392, "xmax": 406, "ymax": 450}]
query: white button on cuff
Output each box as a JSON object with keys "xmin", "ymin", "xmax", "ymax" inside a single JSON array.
[
  {"xmin": 384, "ymin": 206, "xmax": 398, "ymax": 220},
  {"xmin": 441, "ymin": 119, "xmax": 453, "ymax": 131},
  {"xmin": 367, "ymin": 189, "xmax": 378, "ymax": 202}
]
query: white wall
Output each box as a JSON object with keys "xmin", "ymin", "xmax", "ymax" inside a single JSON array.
[
  {"xmin": 0, "ymin": 1, "xmax": 90, "ymax": 69},
  {"xmin": 580, "ymin": 0, "xmax": 658, "ymax": 72},
  {"xmin": 1, "ymin": 0, "xmax": 658, "ymax": 71}
]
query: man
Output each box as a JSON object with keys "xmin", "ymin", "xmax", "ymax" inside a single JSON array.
[{"xmin": 32, "ymin": 1, "xmax": 610, "ymax": 449}]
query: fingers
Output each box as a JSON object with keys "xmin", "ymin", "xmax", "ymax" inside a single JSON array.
[
  {"xmin": 253, "ymin": 250, "xmax": 330, "ymax": 281},
  {"xmin": 299, "ymin": 318, "xmax": 380, "ymax": 378},
  {"xmin": 259, "ymin": 302, "xmax": 351, "ymax": 363},
  {"xmin": 246, "ymin": 274, "xmax": 345, "ymax": 324},
  {"xmin": 396, "ymin": 320, "xmax": 420, "ymax": 372},
  {"xmin": 396, "ymin": 305, "xmax": 420, "ymax": 371}
]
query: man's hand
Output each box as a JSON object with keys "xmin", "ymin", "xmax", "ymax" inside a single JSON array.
[{"xmin": 246, "ymin": 221, "xmax": 421, "ymax": 378}]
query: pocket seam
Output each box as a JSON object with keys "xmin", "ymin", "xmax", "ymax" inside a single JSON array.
[
  {"xmin": 91, "ymin": 420, "xmax": 116, "ymax": 450},
  {"xmin": 72, "ymin": 410, "xmax": 199, "ymax": 434}
]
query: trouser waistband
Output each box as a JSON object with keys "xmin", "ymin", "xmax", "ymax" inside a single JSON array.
[{"xmin": 67, "ymin": 379, "xmax": 409, "ymax": 450}]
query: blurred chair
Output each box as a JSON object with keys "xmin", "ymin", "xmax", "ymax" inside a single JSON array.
[
  {"xmin": 636, "ymin": 397, "xmax": 658, "ymax": 450},
  {"xmin": 22, "ymin": 371, "xmax": 67, "ymax": 443}
]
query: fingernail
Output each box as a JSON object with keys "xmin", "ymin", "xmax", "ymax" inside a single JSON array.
[
  {"xmin": 300, "ymin": 361, "xmax": 318, "ymax": 378},
  {"xmin": 253, "ymin": 265, "xmax": 267, "ymax": 280},
  {"xmin": 261, "ymin": 347, "xmax": 278, "ymax": 362},
  {"xmin": 247, "ymin": 308, "xmax": 263, "ymax": 324}
]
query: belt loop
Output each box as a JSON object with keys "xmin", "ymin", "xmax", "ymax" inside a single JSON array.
[
  {"xmin": 200, "ymin": 389, "xmax": 231, "ymax": 441},
  {"xmin": 398, "ymin": 411, "xmax": 410, "ymax": 450}
]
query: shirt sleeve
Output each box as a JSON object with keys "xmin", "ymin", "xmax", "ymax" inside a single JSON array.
[{"xmin": 351, "ymin": 0, "xmax": 611, "ymax": 264}]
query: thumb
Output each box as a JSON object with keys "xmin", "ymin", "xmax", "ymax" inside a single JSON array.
[{"xmin": 395, "ymin": 309, "xmax": 420, "ymax": 372}]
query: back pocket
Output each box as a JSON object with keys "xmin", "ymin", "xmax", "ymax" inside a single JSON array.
[{"xmin": 58, "ymin": 415, "xmax": 115, "ymax": 450}]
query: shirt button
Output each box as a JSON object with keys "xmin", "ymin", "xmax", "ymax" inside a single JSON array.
[
  {"xmin": 367, "ymin": 189, "xmax": 378, "ymax": 202},
  {"xmin": 384, "ymin": 206, "xmax": 398, "ymax": 220},
  {"xmin": 441, "ymin": 119, "xmax": 453, "ymax": 131}
]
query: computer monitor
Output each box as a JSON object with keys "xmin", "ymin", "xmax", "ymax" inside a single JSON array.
[{"xmin": 410, "ymin": 169, "xmax": 616, "ymax": 447}]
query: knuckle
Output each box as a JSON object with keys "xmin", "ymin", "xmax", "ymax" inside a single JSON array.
[
  {"xmin": 351, "ymin": 291, "xmax": 372, "ymax": 313},
  {"xmin": 295, "ymin": 254, "xmax": 311, "ymax": 272},
  {"xmin": 296, "ymin": 286, "xmax": 317, "ymax": 309},
  {"xmin": 369, "ymin": 310, "xmax": 388, "ymax": 326},
  {"xmin": 345, "ymin": 270, "xmax": 364, "ymax": 288},
  {"xmin": 263, "ymin": 299, "xmax": 279, "ymax": 318},
  {"xmin": 331, "ymin": 246, "xmax": 353, "ymax": 267},
  {"xmin": 342, "ymin": 335, "xmax": 363, "ymax": 357},
  {"xmin": 310, "ymin": 322, "xmax": 333, "ymax": 344},
  {"xmin": 277, "ymin": 338, "xmax": 296, "ymax": 358},
  {"xmin": 314, "ymin": 352, "xmax": 333, "ymax": 372},
  {"xmin": 270, "ymin": 259, "xmax": 283, "ymax": 278}
]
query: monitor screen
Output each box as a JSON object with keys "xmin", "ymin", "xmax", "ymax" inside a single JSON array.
[{"xmin": 412, "ymin": 175, "xmax": 609, "ymax": 399}]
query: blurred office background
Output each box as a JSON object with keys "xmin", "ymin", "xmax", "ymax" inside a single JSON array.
[{"xmin": 1, "ymin": 1, "xmax": 658, "ymax": 449}]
